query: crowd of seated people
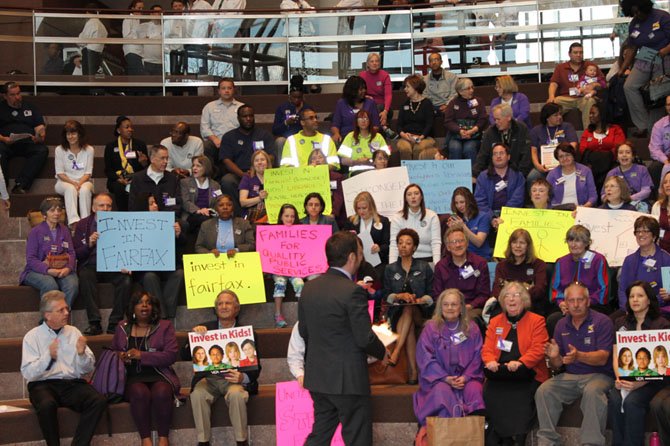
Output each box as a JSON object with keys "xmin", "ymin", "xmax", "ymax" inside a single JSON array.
[{"xmin": 11, "ymin": 2, "xmax": 670, "ymax": 442}]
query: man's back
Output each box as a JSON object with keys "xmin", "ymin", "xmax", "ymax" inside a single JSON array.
[{"xmin": 299, "ymin": 268, "xmax": 384, "ymax": 395}]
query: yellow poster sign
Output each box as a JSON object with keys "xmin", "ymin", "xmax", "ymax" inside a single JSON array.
[
  {"xmin": 265, "ymin": 165, "xmax": 332, "ymax": 221},
  {"xmin": 493, "ymin": 207, "xmax": 574, "ymax": 262},
  {"xmin": 183, "ymin": 252, "xmax": 266, "ymax": 309}
]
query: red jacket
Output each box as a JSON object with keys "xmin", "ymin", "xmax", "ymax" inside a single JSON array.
[
  {"xmin": 579, "ymin": 124, "xmax": 625, "ymax": 154},
  {"xmin": 482, "ymin": 311, "xmax": 549, "ymax": 383}
]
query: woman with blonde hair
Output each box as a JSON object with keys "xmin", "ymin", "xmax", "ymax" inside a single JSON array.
[
  {"xmin": 239, "ymin": 149, "xmax": 272, "ymax": 223},
  {"xmin": 343, "ymin": 191, "xmax": 390, "ymax": 276},
  {"xmin": 413, "ymin": 288, "xmax": 484, "ymax": 440},
  {"xmin": 482, "ymin": 281, "xmax": 549, "ymax": 445},
  {"xmin": 489, "ymin": 75, "xmax": 531, "ymax": 129},
  {"xmin": 492, "ymin": 229, "xmax": 548, "ymax": 315}
]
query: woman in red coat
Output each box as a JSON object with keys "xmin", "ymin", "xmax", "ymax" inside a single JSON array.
[{"xmin": 482, "ymin": 281, "xmax": 549, "ymax": 446}]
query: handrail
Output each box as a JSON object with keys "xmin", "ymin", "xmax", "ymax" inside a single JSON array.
[{"xmin": 0, "ymin": 1, "xmax": 629, "ymax": 95}]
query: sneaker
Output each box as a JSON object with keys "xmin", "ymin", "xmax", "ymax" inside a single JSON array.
[
  {"xmin": 274, "ymin": 314, "xmax": 288, "ymax": 328},
  {"xmin": 83, "ymin": 323, "xmax": 102, "ymax": 336}
]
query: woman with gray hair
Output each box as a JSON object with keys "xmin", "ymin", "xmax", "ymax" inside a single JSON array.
[
  {"xmin": 443, "ymin": 77, "xmax": 488, "ymax": 164},
  {"xmin": 482, "ymin": 281, "xmax": 549, "ymax": 446},
  {"xmin": 547, "ymin": 224, "xmax": 610, "ymax": 335},
  {"xmin": 20, "ymin": 197, "xmax": 78, "ymax": 306},
  {"xmin": 413, "ymin": 288, "xmax": 485, "ymax": 441}
]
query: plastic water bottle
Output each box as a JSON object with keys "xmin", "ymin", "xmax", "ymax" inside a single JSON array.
[{"xmin": 649, "ymin": 432, "xmax": 661, "ymax": 446}]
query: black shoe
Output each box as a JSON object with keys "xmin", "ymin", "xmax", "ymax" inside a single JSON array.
[
  {"xmin": 106, "ymin": 325, "xmax": 117, "ymax": 335},
  {"xmin": 236, "ymin": 441, "xmax": 248, "ymax": 446},
  {"xmin": 83, "ymin": 324, "xmax": 102, "ymax": 336},
  {"xmin": 197, "ymin": 443, "xmax": 210, "ymax": 446},
  {"xmin": 11, "ymin": 184, "xmax": 26, "ymax": 194}
]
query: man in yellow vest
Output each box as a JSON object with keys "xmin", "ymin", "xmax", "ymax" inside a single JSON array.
[{"xmin": 280, "ymin": 108, "xmax": 339, "ymax": 169}]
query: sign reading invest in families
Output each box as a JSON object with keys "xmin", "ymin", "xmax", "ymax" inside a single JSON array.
[
  {"xmin": 265, "ymin": 165, "xmax": 331, "ymax": 220},
  {"xmin": 401, "ymin": 160, "xmax": 472, "ymax": 214},
  {"xmin": 183, "ymin": 252, "xmax": 265, "ymax": 309},
  {"xmin": 188, "ymin": 326, "xmax": 259, "ymax": 374},
  {"xmin": 575, "ymin": 207, "xmax": 652, "ymax": 267},
  {"xmin": 276, "ymin": 381, "xmax": 345, "ymax": 446},
  {"xmin": 96, "ymin": 211, "xmax": 175, "ymax": 272},
  {"xmin": 342, "ymin": 166, "xmax": 410, "ymax": 218},
  {"xmin": 616, "ymin": 329, "xmax": 670, "ymax": 381},
  {"xmin": 493, "ymin": 207, "xmax": 574, "ymax": 262},
  {"xmin": 256, "ymin": 225, "xmax": 329, "ymax": 277}
]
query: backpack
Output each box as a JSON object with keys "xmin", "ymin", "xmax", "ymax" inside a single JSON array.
[{"xmin": 90, "ymin": 347, "xmax": 126, "ymax": 404}]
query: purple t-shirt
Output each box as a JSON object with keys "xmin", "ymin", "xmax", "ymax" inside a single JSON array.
[{"xmin": 553, "ymin": 309, "xmax": 614, "ymax": 376}]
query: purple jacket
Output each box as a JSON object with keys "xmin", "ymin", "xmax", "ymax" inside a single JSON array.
[
  {"xmin": 649, "ymin": 115, "xmax": 670, "ymax": 163},
  {"xmin": 474, "ymin": 167, "xmax": 525, "ymax": 214},
  {"xmin": 489, "ymin": 92, "xmax": 532, "ymax": 129},
  {"xmin": 618, "ymin": 247, "xmax": 670, "ymax": 314},
  {"xmin": 111, "ymin": 319, "xmax": 181, "ymax": 398},
  {"xmin": 20, "ymin": 221, "xmax": 77, "ymax": 284},
  {"xmin": 433, "ymin": 252, "xmax": 490, "ymax": 309},
  {"xmin": 604, "ymin": 164, "xmax": 653, "ymax": 202},
  {"xmin": 547, "ymin": 163, "xmax": 597, "ymax": 207},
  {"xmin": 73, "ymin": 214, "xmax": 97, "ymax": 269},
  {"xmin": 332, "ymin": 97, "xmax": 380, "ymax": 137},
  {"xmin": 551, "ymin": 250, "xmax": 609, "ymax": 305}
]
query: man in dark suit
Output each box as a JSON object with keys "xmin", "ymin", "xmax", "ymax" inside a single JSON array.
[
  {"xmin": 299, "ymin": 231, "xmax": 388, "ymax": 446},
  {"xmin": 183, "ymin": 290, "xmax": 261, "ymax": 446}
]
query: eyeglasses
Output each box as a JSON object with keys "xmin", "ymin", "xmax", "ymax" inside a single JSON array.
[
  {"xmin": 502, "ymin": 292, "xmax": 522, "ymax": 298},
  {"xmin": 634, "ymin": 229, "xmax": 652, "ymax": 235},
  {"xmin": 357, "ymin": 117, "xmax": 370, "ymax": 121},
  {"xmin": 557, "ymin": 154, "xmax": 572, "ymax": 159},
  {"xmin": 447, "ymin": 239, "xmax": 466, "ymax": 245}
]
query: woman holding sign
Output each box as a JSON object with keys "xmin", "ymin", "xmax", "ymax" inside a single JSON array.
[
  {"xmin": 599, "ymin": 176, "xmax": 637, "ymax": 211},
  {"xmin": 607, "ymin": 280, "xmax": 670, "ymax": 446},
  {"xmin": 112, "ymin": 291, "xmax": 180, "ymax": 446},
  {"xmin": 239, "ymin": 150, "xmax": 272, "ymax": 224},
  {"xmin": 446, "ymin": 187, "xmax": 491, "ymax": 260}
]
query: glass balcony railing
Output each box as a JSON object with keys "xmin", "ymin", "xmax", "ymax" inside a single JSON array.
[{"xmin": 0, "ymin": 1, "xmax": 641, "ymax": 94}]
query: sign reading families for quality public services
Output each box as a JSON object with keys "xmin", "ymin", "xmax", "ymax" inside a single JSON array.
[
  {"xmin": 188, "ymin": 326, "xmax": 259, "ymax": 374},
  {"xmin": 183, "ymin": 252, "xmax": 265, "ymax": 309},
  {"xmin": 493, "ymin": 207, "xmax": 574, "ymax": 262},
  {"xmin": 96, "ymin": 211, "xmax": 175, "ymax": 272},
  {"xmin": 401, "ymin": 160, "xmax": 472, "ymax": 214},
  {"xmin": 575, "ymin": 207, "xmax": 654, "ymax": 267},
  {"xmin": 342, "ymin": 166, "xmax": 410, "ymax": 217},
  {"xmin": 256, "ymin": 225, "xmax": 330, "ymax": 277},
  {"xmin": 276, "ymin": 381, "xmax": 345, "ymax": 446},
  {"xmin": 616, "ymin": 329, "xmax": 670, "ymax": 381},
  {"xmin": 265, "ymin": 165, "xmax": 331, "ymax": 220}
]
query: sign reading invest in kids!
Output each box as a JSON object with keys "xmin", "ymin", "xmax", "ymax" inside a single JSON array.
[
  {"xmin": 96, "ymin": 211, "xmax": 175, "ymax": 272},
  {"xmin": 342, "ymin": 166, "xmax": 410, "ymax": 218},
  {"xmin": 256, "ymin": 225, "xmax": 330, "ymax": 277},
  {"xmin": 265, "ymin": 165, "xmax": 331, "ymax": 220},
  {"xmin": 493, "ymin": 207, "xmax": 574, "ymax": 262},
  {"xmin": 183, "ymin": 252, "xmax": 265, "ymax": 309},
  {"xmin": 616, "ymin": 329, "xmax": 670, "ymax": 381},
  {"xmin": 401, "ymin": 160, "xmax": 472, "ymax": 214},
  {"xmin": 276, "ymin": 380, "xmax": 344, "ymax": 446},
  {"xmin": 575, "ymin": 207, "xmax": 653, "ymax": 267},
  {"xmin": 188, "ymin": 326, "xmax": 259, "ymax": 374}
]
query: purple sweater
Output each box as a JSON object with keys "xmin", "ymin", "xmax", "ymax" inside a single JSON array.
[
  {"xmin": 433, "ymin": 251, "xmax": 490, "ymax": 309},
  {"xmin": 20, "ymin": 221, "xmax": 77, "ymax": 284}
]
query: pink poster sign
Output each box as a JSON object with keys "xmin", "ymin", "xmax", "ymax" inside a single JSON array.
[
  {"xmin": 276, "ymin": 381, "xmax": 344, "ymax": 446},
  {"xmin": 256, "ymin": 225, "xmax": 330, "ymax": 278}
]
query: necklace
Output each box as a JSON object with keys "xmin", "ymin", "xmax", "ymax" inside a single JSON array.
[
  {"xmin": 446, "ymin": 320, "xmax": 460, "ymax": 331},
  {"xmin": 409, "ymin": 100, "xmax": 421, "ymax": 114}
]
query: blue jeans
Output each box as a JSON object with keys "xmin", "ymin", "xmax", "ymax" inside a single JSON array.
[
  {"xmin": 608, "ymin": 383, "xmax": 664, "ymax": 446},
  {"xmin": 447, "ymin": 138, "xmax": 479, "ymax": 164},
  {"xmin": 23, "ymin": 271, "xmax": 79, "ymax": 307}
]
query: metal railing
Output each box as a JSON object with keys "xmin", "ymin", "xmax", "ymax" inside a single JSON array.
[{"xmin": 0, "ymin": 0, "xmax": 643, "ymax": 95}]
